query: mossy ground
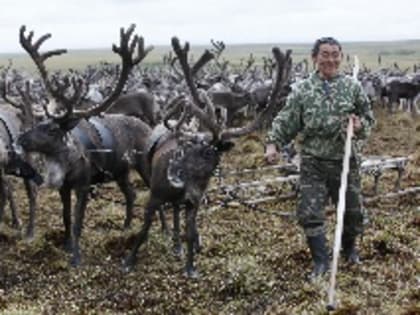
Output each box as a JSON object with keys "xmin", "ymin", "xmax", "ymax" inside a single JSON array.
[{"xmin": 0, "ymin": 108, "xmax": 419, "ymax": 315}]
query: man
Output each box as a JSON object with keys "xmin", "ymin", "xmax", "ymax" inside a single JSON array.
[{"xmin": 264, "ymin": 37, "xmax": 375, "ymax": 279}]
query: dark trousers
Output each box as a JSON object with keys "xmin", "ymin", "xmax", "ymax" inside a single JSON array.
[{"xmin": 297, "ymin": 155, "xmax": 364, "ymax": 238}]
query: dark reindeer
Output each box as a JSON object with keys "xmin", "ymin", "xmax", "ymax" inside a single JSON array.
[
  {"xmin": 0, "ymin": 75, "xmax": 42, "ymax": 237},
  {"xmin": 387, "ymin": 80, "xmax": 420, "ymax": 115},
  {"xmin": 106, "ymin": 91, "xmax": 157, "ymax": 126},
  {"xmin": 123, "ymin": 37, "xmax": 292, "ymax": 278},
  {"xmin": 16, "ymin": 24, "xmax": 153, "ymax": 266}
]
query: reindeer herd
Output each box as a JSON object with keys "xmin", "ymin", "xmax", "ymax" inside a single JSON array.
[
  {"xmin": 0, "ymin": 24, "xmax": 419, "ymax": 278},
  {"xmin": 0, "ymin": 24, "xmax": 293, "ymax": 278}
]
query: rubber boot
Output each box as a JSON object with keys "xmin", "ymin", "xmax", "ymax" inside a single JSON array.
[
  {"xmin": 307, "ymin": 234, "xmax": 329, "ymax": 279},
  {"xmin": 342, "ymin": 235, "xmax": 361, "ymax": 264}
]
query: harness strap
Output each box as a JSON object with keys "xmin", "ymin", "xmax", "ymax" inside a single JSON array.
[{"xmin": 0, "ymin": 113, "xmax": 15, "ymax": 147}]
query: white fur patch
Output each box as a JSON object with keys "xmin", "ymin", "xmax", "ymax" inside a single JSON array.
[
  {"xmin": 43, "ymin": 158, "xmax": 66, "ymax": 188},
  {"xmin": 29, "ymin": 153, "xmax": 66, "ymax": 188},
  {"xmin": 0, "ymin": 138, "xmax": 9, "ymax": 166}
]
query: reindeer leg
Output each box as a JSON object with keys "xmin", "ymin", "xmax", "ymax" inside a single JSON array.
[
  {"xmin": 0, "ymin": 175, "xmax": 7, "ymax": 226},
  {"xmin": 172, "ymin": 204, "xmax": 183, "ymax": 257},
  {"xmin": 71, "ymin": 187, "xmax": 90, "ymax": 267},
  {"xmin": 59, "ymin": 186, "xmax": 72, "ymax": 252},
  {"xmin": 24, "ymin": 179, "xmax": 37, "ymax": 238},
  {"xmin": 123, "ymin": 199, "xmax": 158, "ymax": 272},
  {"xmin": 116, "ymin": 173, "xmax": 136, "ymax": 230},
  {"xmin": 158, "ymin": 206, "xmax": 170, "ymax": 236},
  {"xmin": 184, "ymin": 202, "xmax": 199, "ymax": 278},
  {"xmin": 0, "ymin": 177, "xmax": 20, "ymax": 230},
  {"xmin": 6, "ymin": 180, "xmax": 21, "ymax": 230}
]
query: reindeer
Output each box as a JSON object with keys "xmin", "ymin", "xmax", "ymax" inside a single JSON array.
[
  {"xmin": 122, "ymin": 37, "xmax": 292, "ymax": 278},
  {"xmin": 387, "ymin": 80, "xmax": 420, "ymax": 115},
  {"xmin": 106, "ymin": 91, "xmax": 157, "ymax": 126},
  {"xmin": 0, "ymin": 72, "xmax": 42, "ymax": 238},
  {"xmin": 16, "ymin": 24, "xmax": 155, "ymax": 266}
]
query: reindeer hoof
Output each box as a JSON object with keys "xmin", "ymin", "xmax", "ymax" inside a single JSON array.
[
  {"xmin": 24, "ymin": 235, "xmax": 34, "ymax": 243},
  {"xmin": 70, "ymin": 256, "xmax": 81, "ymax": 267},
  {"xmin": 123, "ymin": 220, "xmax": 132, "ymax": 231},
  {"xmin": 122, "ymin": 256, "xmax": 136, "ymax": 273},
  {"xmin": 12, "ymin": 220, "xmax": 22, "ymax": 230},
  {"xmin": 184, "ymin": 267, "xmax": 199, "ymax": 279},
  {"xmin": 24, "ymin": 230, "xmax": 34, "ymax": 242},
  {"xmin": 63, "ymin": 240, "xmax": 73, "ymax": 253},
  {"xmin": 173, "ymin": 245, "xmax": 184, "ymax": 258},
  {"xmin": 194, "ymin": 235, "xmax": 202, "ymax": 254}
]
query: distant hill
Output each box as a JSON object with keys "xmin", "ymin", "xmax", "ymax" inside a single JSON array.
[{"xmin": 1, "ymin": 40, "xmax": 419, "ymax": 71}]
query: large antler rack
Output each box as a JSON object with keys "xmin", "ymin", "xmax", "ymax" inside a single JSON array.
[
  {"xmin": 19, "ymin": 26, "xmax": 72, "ymax": 112},
  {"xmin": 16, "ymin": 81, "xmax": 38, "ymax": 128},
  {"xmin": 262, "ymin": 55, "xmax": 275, "ymax": 77},
  {"xmin": 0, "ymin": 63, "xmax": 37, "ymax": 128},
  {"xmin": 169, "ymin": 44, "xmax": 214, "ymax": 83},
  {"xmin": 173, "ymin": 38, "xmax": 292, "ymax": 142},
  {"xmin": 220, "ymin": 48, "xmax": 292, "ymax": 140},
  {"xmin": 191, "ymin": 49, "xmax": 214, "ymax": 77},
  {"xmin": 19, "ymin": 24, "xmax": 153, "ymax": 121},
  {"xmin": 162, "ymin": 94, "xmax": 190, "ymax": 133},
  {"xmin": 0, "ymin": 60, "xmax": 21, "ymax": 109},
  {"xmin": 210, "ymin": 39, "xmax": 229, "ymax": 74},
  {"xmin": 0, "ymin": 82, "xmax": 38, "ymax": 131},
  {"xmin": 171, "ymin": 37, "xmax": 220, "ymax": 139},
  {"xmin": 210, "ymin": 39, "xmax": 225, "ymax": 60}
]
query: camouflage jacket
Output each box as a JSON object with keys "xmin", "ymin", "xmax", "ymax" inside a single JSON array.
[{"xmin": 266, "ymin": 71, "xmax": 375, "ymax": 160}]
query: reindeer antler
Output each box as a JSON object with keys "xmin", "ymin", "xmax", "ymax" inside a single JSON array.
[
  {"xmin": 19, "ymin": 26, "xmax": 68, "ymax": 106},
  {"xmin": 191, "ymin": 49, "xmax": 214, "ymax": 77},
  {"xmin": 76, "ymin": 24, "xmax": 153, "ymax": 118},
  {"xmin": 162, "ymin": 94, "xmax": 190, "ymax": 133},
  {"xmin": 173, "ymin": 38, "xmax": 292, "ymax": 142},
  {"xmin": 171, "ymin": 37, "xmax": 220, "ymax": 139},
  {"xmin": 0, "ymin": 60, "xmax": 22, "ymax": 109},
  {"xmin": 19, "ymin": 24, "xmax": 153, "ymax": 121},
  {"xmin": 220, "ymin": 48, "xmax": 292, "ymax": 140},
  {"xmin": 16, "ymin": 81, "xmax": 38, "ymax": 128},
  {"xmin": 0, "ymin": 63, "xmax": 38, "ymax": 128},
  {"xmin": 210, "ymin": 39, "xmax": 225, "ymax": 59}
]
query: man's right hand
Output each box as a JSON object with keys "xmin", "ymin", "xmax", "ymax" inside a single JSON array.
[{"xmin": 264, "ymin": 143, "xmax": 280, "ymax": 164}]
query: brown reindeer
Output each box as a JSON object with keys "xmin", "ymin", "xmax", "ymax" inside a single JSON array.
[
  {"xmin": 16, "ymin": 24, "xmax": 154, "ymax": 266},
  {"xmin": 123, "ymin": 37, "xmax": 292, "ymax": 278}
]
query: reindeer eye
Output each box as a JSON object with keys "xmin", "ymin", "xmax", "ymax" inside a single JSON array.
[{"xmin": 203, "ymin": 147, "xmax": 216, "ymax": 159}]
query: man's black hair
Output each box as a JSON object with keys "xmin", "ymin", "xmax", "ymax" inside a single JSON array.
[{"xmin": 311, "ymin": 37, "xmax": 342, "ymax": 57}]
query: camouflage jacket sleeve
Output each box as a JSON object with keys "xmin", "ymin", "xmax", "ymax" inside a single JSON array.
[
  {"xmin": 265, "ymin": 86, "xmax": 302, "ymax": 149},
  {"xmin": 352, "ymin": 80, "xmax": 375, "ymax": 140}
]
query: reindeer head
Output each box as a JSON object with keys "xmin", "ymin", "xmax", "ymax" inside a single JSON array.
[
  {"xmin": 150, "ymin": 38, "xmax": 291, "ymax": 207},
  {"xmin": 166, "ymin": 133, "xmax": 234, "ymax": 204},
  {"xmin": 17, "ymin": 23, "xmax": 151, "ymax": 149},
  {"xmin": 16, "ymin": 24, "xmax": 152, "ymax": 187}
]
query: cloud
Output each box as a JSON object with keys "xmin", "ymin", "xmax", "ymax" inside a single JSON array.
[{"xmin": 0, "ymin": 0, "xmax": 419, "ymax": 53}]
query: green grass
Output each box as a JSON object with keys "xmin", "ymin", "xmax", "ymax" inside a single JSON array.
[{"xmin": 1, "ymin": 40, "xmax": 420, "ymax": 72}]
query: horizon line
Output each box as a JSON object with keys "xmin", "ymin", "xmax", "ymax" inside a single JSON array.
[{"xmin": 1, "ymin": 38, "xmax": 419, "ymax": 55}]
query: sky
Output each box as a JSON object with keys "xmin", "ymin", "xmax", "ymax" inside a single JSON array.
[{"xmin": 0, "ymin": 0, "xmax": 419, "ymax": 53}]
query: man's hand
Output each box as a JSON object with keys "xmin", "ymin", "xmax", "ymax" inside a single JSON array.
[
  {"xmin": 350, "ymin": 114, "xmax": 362, "ymax": 133},
  {"xmin": 264, "ymin": 143, "xmax": 280, "ymax": 164}
]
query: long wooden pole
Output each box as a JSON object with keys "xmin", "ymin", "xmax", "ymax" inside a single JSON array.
[
  {"xmin": 327, "ymin": 54, "xmax": 360, "ymax": 311},
  {"xmin": 327, "ymin": 117, "xmax": 354, "ymax": 310}
]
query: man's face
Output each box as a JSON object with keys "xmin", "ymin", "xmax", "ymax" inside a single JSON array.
[{"xmin": 312, "ymin": 43, "xmax": 343, "ymax": 79}]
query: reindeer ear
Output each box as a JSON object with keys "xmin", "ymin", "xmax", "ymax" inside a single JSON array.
[
  {"xmin": 216, "ymin": 141, "xmax": 235, "ymax": 152},
  {"xmin": 59, "ymin": 118, "xmax": 81, "ymax": 132}
]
